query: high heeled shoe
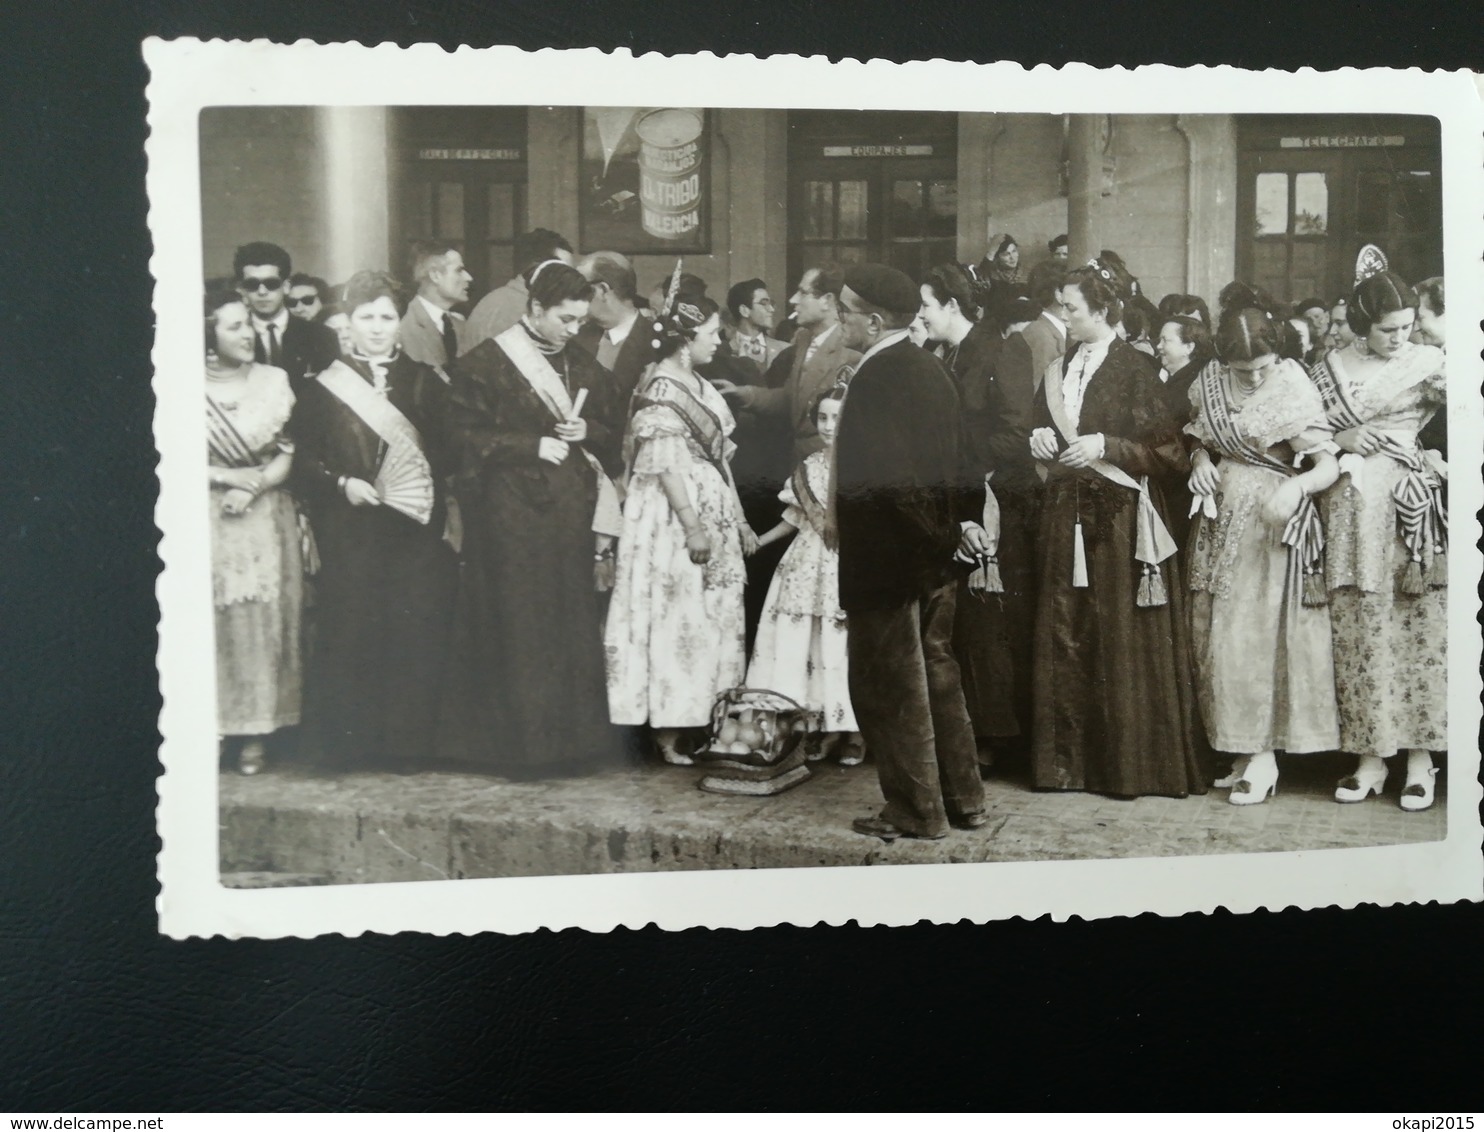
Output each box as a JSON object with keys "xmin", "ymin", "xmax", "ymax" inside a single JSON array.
[
  {"xmin": 1400, "ymin": 753, "xmax": 1439, "ymax": 813},
  {"xmin": 238, "ymin": 739, "xmax": 266, "ymax": 776},
  {"xmin": 1213, "ymin": 755, "xmax": 1251, "ymax": 790},
  {"xmin": 1228, "ymin": 753, "xmax": 1278, "ymax": 806},
  {"xmin": 1334, "ymin": 755, "xmax": 1387, "ymax": 803}
]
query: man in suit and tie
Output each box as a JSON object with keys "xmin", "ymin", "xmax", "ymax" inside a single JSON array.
[
  {"xmin": 463, "ymin": 228, "xmax": 575, "ymax": 352},
  {"xmin": 724, "ymin": 278, "xmax": 788, "ymax": 377},
  {"xmin": 233, "ymin": 241, "xmax": 339, "ymax": 393},
  {"xmin": 572, "ymin": 251, "xmax": 651, "ymax": 410},
  {"xmin": 398, "ymin": 241, "xmax": 473, "ymax": 373},
  {"xmin": 834, "ymin": 263, "xmax": 989, "ymax": 842},
  {"xmin": 715, "ymin": 263, "xmax": 861, "ymax": 465},
  {"xmin": 998, "ymin": 271, "xmax": 1069, "ymax": 401}
]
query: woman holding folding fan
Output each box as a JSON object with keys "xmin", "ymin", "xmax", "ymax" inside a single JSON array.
[{"xmin": 290, "ymin": 270, "xmax": 457, "ymax": 771}]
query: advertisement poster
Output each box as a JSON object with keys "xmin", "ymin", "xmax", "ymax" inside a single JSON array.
[{"xmin": 580, "ymin": 106, "xmax": 710, "ymax": 254}]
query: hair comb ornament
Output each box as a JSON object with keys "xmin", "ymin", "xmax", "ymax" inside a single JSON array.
[
  {"xmin": 1085, "ymin": 259, "xmax": 1114, "ymax": 282},
  {"xmin": 661, "ymin": 258, "xmax": 684, "ymax": 318},
  {"xmin": 1354, "ymin": 244, "xmax": 1389, "ymax": 286}
]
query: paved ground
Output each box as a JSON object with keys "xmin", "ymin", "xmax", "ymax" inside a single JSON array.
[{"xmin": 219, "ymin": 751, "xmax": 1446, "ymax": 887}]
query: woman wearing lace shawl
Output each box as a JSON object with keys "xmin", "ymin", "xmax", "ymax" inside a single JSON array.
[{"xmin": 1184, "ymin": 307, "xmax": 1341, "ymax": 804}]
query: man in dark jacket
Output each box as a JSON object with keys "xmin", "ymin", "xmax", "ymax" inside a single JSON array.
[
  {"xmin": 234, "ymin": 241, "xmax": 340, "ymax": 394},
  {"xmin": 573, "ymin": 250, "xmax": 651, "ymax": 411},
  {"xmin": 834, "ymin": 264, "xmax": 989, "ymax": 841}
]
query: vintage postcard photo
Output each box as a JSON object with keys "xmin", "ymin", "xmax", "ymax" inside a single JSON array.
[{"xmin": 148, "ymin": 42, "xmax": 1483, "ymax": 938}]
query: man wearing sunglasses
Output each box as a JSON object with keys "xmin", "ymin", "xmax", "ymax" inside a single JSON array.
[{"xmin": 233, "ymin": 241, "xmax": 339, "ymax": 393}]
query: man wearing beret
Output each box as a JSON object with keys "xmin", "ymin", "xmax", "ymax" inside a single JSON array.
[{"xmin": 834, "ymin": 263, "xmax": 991, "ymax": 841}]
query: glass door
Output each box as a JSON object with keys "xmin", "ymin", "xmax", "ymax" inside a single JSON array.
[
  {"xmin": 396, "ymin": 167, "xmax": 527, "ymax": 310},
  {"xmin": 790, "ymin": 160, "xmax": 958, "ymax": 287}
]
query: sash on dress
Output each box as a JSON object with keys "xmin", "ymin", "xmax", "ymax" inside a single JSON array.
[
  {"xmin": 317, "ymin": 360, "xmax": 434, "ymax": 525},
  {"xmin": 1041, "ymin": 353, "xmax": 1177, "ymax": 605},
  {"xmin": 1192, "ymin": 360, "xmax": 1328, "ymax": 606},
  {"xmin": 206, "ymin": 394, "xmax": 259, "ymax": 469},
  {"xmin": 1312, "ymin": 347, "xmax": 1447, "ymax": 591},
  {"xmin": 629, "ymin": 364, "xmax": 732, "ymax": 483},
  {"xmin": 494, "ymin": 325, "xmax": 623, "ymax": 538}
]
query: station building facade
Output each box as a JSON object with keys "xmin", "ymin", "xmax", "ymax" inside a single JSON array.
[{"xmin": 201, "ymin": 107, "xmax": 1441, "ymax": 314}]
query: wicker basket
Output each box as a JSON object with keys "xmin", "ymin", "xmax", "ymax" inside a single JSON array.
[{"xmin": 695, "ymin": 687, "xmax": 814, "ymax": 796}]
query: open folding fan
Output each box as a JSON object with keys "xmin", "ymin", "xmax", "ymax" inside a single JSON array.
[{"xmin": 374, "ymin": 443, "xmax": 434, "ymax": 524}]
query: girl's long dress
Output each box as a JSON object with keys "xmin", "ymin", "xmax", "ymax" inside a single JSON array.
[
  {"xmin": 1184, "ymin": 360, "xmax": 1340, "ymax": 755},
  {"xmin": 439, "ymin": 337, "xmax": 624, "ymax": 775},
  {"xmin": 605, "ymin": 370, "xmax": 747, "ymax": 727},
  {"xmin": 291, "ymin": 354, "xmax": 457, "ymax": 768},
  {"xmin": 1316, "ymin": 342, "xmax": 1447, "ymax": 756},
  {"xmin": 744, "ymin": 450, "xmax": 857, "ymax": 731},
  {"xmin": 209, "ymin": 364, "xmax": 304, "ymax": 736},
  {"xmin": 1030, "ymin": 337, "xmax": 1206, "ymax": 797}
]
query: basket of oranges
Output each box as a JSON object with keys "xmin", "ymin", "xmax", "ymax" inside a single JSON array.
[{"xmin": 695, "ymin": 688, "xmax": 815, "ymax": 796}]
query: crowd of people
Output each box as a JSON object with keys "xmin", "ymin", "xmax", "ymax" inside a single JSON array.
[{"xmin": 204, "ymin": 224, "xmax": 1449, "ymax": 842}]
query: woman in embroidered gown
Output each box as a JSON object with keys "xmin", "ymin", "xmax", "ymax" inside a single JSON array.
[
  {"xmin": 1027, "ymin": 265, "xmax": 1205, "ymax": 798},
  {"xmin": 1312, "ymin": 271, "xmax": 1447, "ymax": 811},
  {"xmin": 745, "ymin": 388, "xmax": 861, "ymax": 763},
  {"xmin": 919, "ymin": 263, "xmax": 1038, "ymax": 764},
  {"xmin": 605, "ymin": 285, "xmax": 757, "ymax": 764},
  {"xmin": 290, "ymin": 271, "xmax": 457, "ymax": 771},
  {"xmin": 205, "ymin": 286, "xmax": 304, "ymax": 775},
  {"xmin": 1185, "ymin": 308, "xmax": 1342, "ymax": 804},
  {"xmin": 440, "ymin": 261, "xmax": 626, "ymax": 777}
]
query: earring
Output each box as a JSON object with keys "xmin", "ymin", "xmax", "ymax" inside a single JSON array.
[
  {"xmin": 206, "ymin": 348, "xmax": 219, "ymax": 364},
  {"xmin": 679, "ymin": 343, "xmax": 693, "ymax": 369}
]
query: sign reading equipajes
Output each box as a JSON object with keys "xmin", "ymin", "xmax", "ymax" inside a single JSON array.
[{"xmin": 580, "ymin": 106, "xmax": 710, "ymax": 254}]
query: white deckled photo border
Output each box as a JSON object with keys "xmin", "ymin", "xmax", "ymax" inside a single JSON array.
[{"xmin": 148, "ymin": 39, "xmax": 1484, "ymax": 939}]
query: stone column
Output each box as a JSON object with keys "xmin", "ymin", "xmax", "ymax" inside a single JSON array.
[
  {"xmin": 1177, "ymin": 114, "xmax": 1239, "ymax": 303},
  {"xmin": 317, "ymin": 106, "xmax": 390, "ymax": 280},
  {"xmin": 527, "ymin": 106, "xmax": 580, "ymax": 239},
  {"xmin": 957, "ymin": 113, "xmax": 997, "ymax": 263},
  {"xmin": 1065, "ymin": 114, "xmax": 1107, "ymax": 265}
]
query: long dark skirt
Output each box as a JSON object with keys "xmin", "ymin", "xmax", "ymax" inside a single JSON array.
[
  {"xmin": 953, "ymin": 488, "xmax": 1038, "ymax": 748},
  {"xmin": 439, "ymin": 463, "xmax": 622, "ymax": 776},
  {"xmin": 306, "ymin": 505, "xmax": 457, "ymax": 769},
  {"xmin": 1031, "ymin": 473, "xmax": 1207, "ymax": 798}
]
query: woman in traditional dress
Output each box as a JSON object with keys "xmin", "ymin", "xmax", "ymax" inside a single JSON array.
[
  {"xmin": 205, "ymin": 285, "xmax": 304, "ymax": 775},
  {"xmin": 290, "ymin": 270, "xmax": 457, "ymax": 771},
  {"xmin": 438, "ymin": 261, "xmax": 625, "ymax": 777},
  {"xmin": 1027, "ymin": 264, "xmax": 1205, "ymax": 798},
  {"xmin": 605, "ymin": 281, "xmax": 758, "ymax": 764},
  {"xmin": 919, "ymin": 262, "xmax": 1038, "ymax": 766},
  {"xmin": 1312, "ymin": 269, "xmax": 1447, "ymax": 811},
  {"xmin": 1185, "ymin": 308, "xmax": 1342, "ymax": 804},
  {"xmin": 746, "ymin": 387, "xmax": 861, "ymax": 764}
]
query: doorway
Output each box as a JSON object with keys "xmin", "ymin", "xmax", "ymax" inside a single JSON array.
[
  {"xmin": 1236, "ymin": 116, "xmax": 1441, "ymax": 304},
  {"xmin": 787, "ymin": 111, "xmax": 959, "ymax": 288}
]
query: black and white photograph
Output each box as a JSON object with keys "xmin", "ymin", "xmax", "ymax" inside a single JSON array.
[{"xmin": 149, "ymin": 43, "xmax": 1483, "ymax": 938}]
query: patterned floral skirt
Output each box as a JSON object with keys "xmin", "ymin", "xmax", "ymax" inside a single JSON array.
[
  {"xmin": 605, "ymin": 460, "xmax": 746, "ymax": 727},
  {"xmin": 1330, "ymin": 584, "xmax": 1446, "ymax": 757}
]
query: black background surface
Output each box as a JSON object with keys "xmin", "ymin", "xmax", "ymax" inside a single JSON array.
[{"xmin": 1, "ymin": 0, "xmax": 1479, "ymax": 1111}]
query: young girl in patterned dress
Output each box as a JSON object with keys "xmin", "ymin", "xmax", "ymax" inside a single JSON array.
[{"xmin": 744, "ymin": 388, "xmax": 862, "ymax": 764}]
